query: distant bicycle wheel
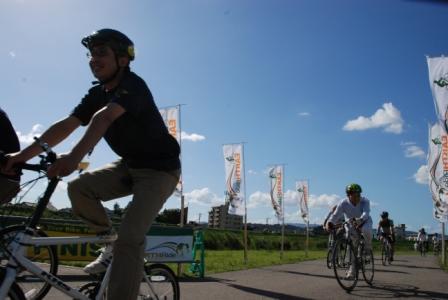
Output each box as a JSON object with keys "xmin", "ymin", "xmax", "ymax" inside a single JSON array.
[
  {"xmin": 141, "ymin": 263, "xmax": 179, "ymax": 300},
  {"xmin": 0, "ymin": 225, "xmax": 58, "ymax": 300},
  {"xmin": 332, "ymin": 238, "xmax": 358, "ymax": 292},
  {"xmin": 381, "ymin": 242, "xmax": 390, "ymax": 266},
  {"xmin": 326, "ymin": 248, "xmax": 333, "ymax": 269}
]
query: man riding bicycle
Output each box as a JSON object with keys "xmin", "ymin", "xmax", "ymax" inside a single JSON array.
[
  {"xmin": 377, "ymin": 211, "xmax": 395, "ymax": 261},
  {"xmin": 326, "ymin": 183, "xmax": 373, "ymax": 279},
  {"xmin": 417, "ymin": 228, "xmax": 428, "ymax": 255},
  {"xmin": 2, "ymin": 29, "xmax": 180, "ymax": 300},
  {"xmin": 0, "ymin": 108, "xmax": 21, "ymax": 205}
]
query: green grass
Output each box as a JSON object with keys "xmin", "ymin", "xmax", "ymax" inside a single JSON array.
[{"xmin": 201, "ymin": 250, "xmax": 326, "ymax": 274}]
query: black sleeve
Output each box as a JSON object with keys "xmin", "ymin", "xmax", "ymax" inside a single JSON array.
[
  {"xmin": 0, "ymin": 109, "xmax": 20, "ymax": 153},
  {"xmin": 70, "ymin": 88, "xmax": 104, "ymax": 126}
]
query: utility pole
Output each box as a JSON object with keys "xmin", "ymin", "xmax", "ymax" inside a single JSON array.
[{"xmin": 198, "ymin": 213, "xmax": 202, "ymax": 224}]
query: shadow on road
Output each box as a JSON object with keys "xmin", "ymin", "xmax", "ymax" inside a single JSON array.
[
  {"xmin": 181, "ymin": 276, "xmax": 312, "ymax": 299},
  {"xmin": 351, "ymin": 281, "xmax": 448, "ymax": 299},
  {"xmin": 374, "ymin": 269, "xmax": 409, "ymax": 275},
  {"xmin": 390, "ymin": 263, "xmax": 440, "ymax": 271}
]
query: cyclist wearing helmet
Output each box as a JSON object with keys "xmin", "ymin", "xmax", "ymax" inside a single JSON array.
[
  {"xmin": 3, "ymin": 29, "xmax": 180, "ymax": 300},
  {"xmin": 377, "ymin": 211, "xmax": 395, "ymax": 261},
  {"xmin": 0, "ymin": 108, "xmax": 21, "ymax": 204},
  {"xmin": 326, "ymin": 183, "xmax": 373, "ymax": 278}
]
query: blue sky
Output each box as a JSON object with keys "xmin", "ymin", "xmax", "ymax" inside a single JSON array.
[{"xmin": 1, "ymin": 0, "xmax": 447, "ymax": 233}]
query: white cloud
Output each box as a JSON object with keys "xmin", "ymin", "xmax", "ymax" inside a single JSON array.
[
  {"xmin": 414, "ymin": 165, "xmax": 429, "ymax": 185},
  {"xmin": 404, "ymin": 145, "xmax": 425, "ymax": 158},
  {"xmin": 184, "ymin": 188, "xmax": 222, "ymax": 206},
  {"xmin": 247, "ymin": 191, "xmax": 270, "ymax": 208},
  {"xmin": 16, "ymin": 124, "xmax": 44, "ymax": 145},
  {"xmin": 298, "ymin": 112, "xmax": 310, "ymax": 117},
  {"xmin": 309, "ymin": 193, "xmax": 342, "ymax": 208},
  {"xmin": 9, "ymin": 51, "xmax": 16, "ymax": 58},
  {"xmin": 248, "ymin": 170, "xmax": 257, "ymax": 175},
  {"xmin": 181, "ymin": 131, "xmax": 205, "ymax": 142},
  {"xmin": 343, "ymin": 102, "xmax": 404, "ymax": 134}
]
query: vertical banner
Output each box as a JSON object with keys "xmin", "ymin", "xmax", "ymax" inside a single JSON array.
[
  {"xmin": 223, "ymin": 144, "xmax": 245, "ymax": 216},
  {"xmin": 428, "ymin": 123, "xmax": 448, "ymax": 221},
  {"xmin": 427, "ymin": 56, "xmax": 448, "ymax": 133},
  {"xmin": 269, "ymin": 165, "xmax": 283, "ymax": 220},
  {"xmin": 296, "ymin": 180, "xmax": 309, "ymax": 222},
  {"xmin": 159, "ymin": 106, "xmax": 182, "ymax": 196}
]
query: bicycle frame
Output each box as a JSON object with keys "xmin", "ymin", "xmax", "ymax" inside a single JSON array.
[{"xmin": 0, "ymin": 230, "xmax": 115, "ymax": 299}]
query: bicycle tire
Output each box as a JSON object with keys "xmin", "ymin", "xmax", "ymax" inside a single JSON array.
[
  {"xmin": 332, "ymin": 238, "xmax": 358, "ymax": 292},
  {"xmin": 141, "ymin": 263, "xmax": 180, "ymax": 300},
  {"xmin": 0, "ymin": 267, "xmax": 26, "ymax": 300},
  {"xmin": 360, "ymin": 248, "xmax": 374, "ymax": 285},
  {"xmin": 381, "ymin": 244, "xmax": 386, "ymax": 266},
  {"xmin": 326, "ymin": 248, "xmax": 333, "ymax": 269},
  {"xmin": 0, "ymin": 225, "xmax": 58, "ymax": 300}
]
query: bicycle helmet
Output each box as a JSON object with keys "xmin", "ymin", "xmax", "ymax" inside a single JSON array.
[
  {"xmin": 346, "ymin": 183, "xmax": 362, "ymax": 194},
  {"xmin": 82, "ymin": 29, "xmax": 135, "ymax": 61},
  {"xmin": 380, "ymin": 211, "xmax": 388, "ymax": 218}
]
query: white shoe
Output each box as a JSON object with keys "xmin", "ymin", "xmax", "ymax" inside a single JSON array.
[
  {"xmin": 345, "ymin": 269, "xmax": 355, "ymax": 280},
  {"xmin": 83, "ymin": 244, "xmax": 113, "ymax": 274}
]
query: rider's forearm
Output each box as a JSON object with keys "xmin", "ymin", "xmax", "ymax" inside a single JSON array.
[
  {"xmin": 69, "ymin": 111, "xmax": 113, "ymax": 162},
  {"xmin": 19, "ymin": 117, "xmax": 79, "ymax": 161}
]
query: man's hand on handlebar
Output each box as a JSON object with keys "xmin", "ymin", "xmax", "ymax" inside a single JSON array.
[
  {"xmin": 0, "ymin": 152, "xmax": 24, "ymax": 177},
  {"xmin": 47, "ymin": 153, "xmax": 81, "ymax": 178},
  {"xmin": 326, "ymin": 222, "xmax": 334, "ymax": 232}
]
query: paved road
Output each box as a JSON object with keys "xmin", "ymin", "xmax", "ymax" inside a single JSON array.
[{"xmin": 26, "ymin": 254, "xmax": 448, "ymax": 299}]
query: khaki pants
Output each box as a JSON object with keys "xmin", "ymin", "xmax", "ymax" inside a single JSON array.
[
  {"xmin": 67, "ymin": 160, "xmax": 180, "ymax": 300},
  {"xmin": 0, "ymin": 176, "xmax": 20, "ymax": 205}
]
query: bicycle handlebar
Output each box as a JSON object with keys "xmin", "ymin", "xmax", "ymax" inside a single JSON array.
[{"xmin": 0, "ymin": 136, "xmax": 57, "ymax": 174}]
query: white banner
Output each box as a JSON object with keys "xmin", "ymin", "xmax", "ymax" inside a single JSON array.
[
  {"xmin": 269, "ymin": 165, "xmax": 283, "ymax": 220},
  {"xmin": 428, "ymin": 123, "xmax": 448, "ymax": 221},
  {"xmin": 428, "ymin": 56, "xmax": 448, "ymax": 133},
  {"xmin": 159, "ymin": 106, "xmax": 182, "ymax": 196},
  {"xmin": 223, "ymin": 144, "xmax": 245, "ymax": 216},
  {"xmin": 296, "ymin": 180, "xmax": 309, "ymax": 223}
]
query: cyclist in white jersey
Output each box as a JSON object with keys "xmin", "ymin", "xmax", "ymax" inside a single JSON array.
[{"xmin": 326, "ymin": 183, "xmax": 373, "ymax": 278}]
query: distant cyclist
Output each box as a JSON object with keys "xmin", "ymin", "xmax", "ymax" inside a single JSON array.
[
  {"xmin": 432, "ymin": 233, "xmax": 441, "ymax": 255},
  {"xmin": 326, "ymin": 183, "xmax": 373, "ymax": 279},
  {"xmin": 0, "ymin": 108, "xmax": 21, "ymax": 205},
  {"xmin": 417, "ymin": 228, "xmax": 428, "ymax": 255},
  {"xmin": 377, "ymin": 211, "xmax": 395, "ymax": 261}
]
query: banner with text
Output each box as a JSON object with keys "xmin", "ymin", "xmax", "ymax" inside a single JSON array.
[
  {"xmin": 269, "ymin": 165, "xmax": 283, "ymax": 220},
  {"xmin": 160, "ymin": 105, "xmax": 182, "ymax": 196},
  {"xmin": 223, "ymin": 144, "xmax": 245, "ymax": 216},
  {"xmin": 296, "ymin": 180, "xmax": 309, "ymax": 223},
  {"xmin": 428, "ymin": 122, "xmax": 448, "ymax": 221}
]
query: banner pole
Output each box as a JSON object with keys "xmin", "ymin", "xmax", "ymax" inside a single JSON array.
[
  {"xmin": 242, "ymin": 143, "xmax": 248, "ymax": 265},
  {"xmin": 442, "ymin": 222, "xmax": 446, "ymax": 266},
  {"xmin": 281, "ymin": 165, "xmax": 285, "ymax": 260}
]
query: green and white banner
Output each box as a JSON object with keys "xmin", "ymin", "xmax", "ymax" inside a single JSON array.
[
  {"xmin": 223, "ymin": 143, "xmax": 245, "ymax": 216},
  {"xmin": 159, "ymin": 105, "xmax": 183, "ymax": 196},
  {"xmin": 296, "ymin": 180, "xmax": 309, "ymax": 222},
  {"xmin": 428, "ymin": 122, "xmax": 448, "ymax": 221},
  {"xmin": 269, "ymin": 165, "xmax": 283, "ymax": 220}
]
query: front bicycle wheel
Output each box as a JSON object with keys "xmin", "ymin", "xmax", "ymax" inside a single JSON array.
[
  {"xmin": 0, "ymin": 225, "xmax": 58, "ymax": 300},
  {"xmin": 141, "ymin": 263, "xmax": 179, "ymax": 300},
  {"xmin": 0, "ymin": 267, "xmax": 26, "ymax": 300},
  {"xmin": 326, "ymin": 248, "xmax": 333, "ymax": 269},
  {"xmin": 332, "ymin": 238, "xmax": 358, "ymax": 292},
  {"xmin": 361, "ymin": 247, "xmax": 374, "ymax": 285}
]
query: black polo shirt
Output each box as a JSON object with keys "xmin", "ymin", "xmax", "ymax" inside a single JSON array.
[
  {"xmin": 71, "ymin": 70, "xmax": 180, "ymax": 171},
  {"xmin": 0, "ymin": 108, "xmax": 21, "ymax": 180}
]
